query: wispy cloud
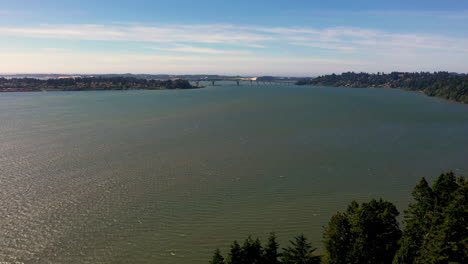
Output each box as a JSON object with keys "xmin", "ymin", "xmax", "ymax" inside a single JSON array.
[
  {"xmin": 259, "ymin": 26, "xmax": 468, "ymax": 53},
  {"xmin": 1, "ymin": 23, "xmax": 468, "ymax": 54},
  {"xmin": 291, "ymin": 42, "xmax": 356, "ymax": 52},
  {"xmin": 0, "ymin": 24, "xmax": 272, "ymax": 47},
  {"xmin": 362, "ymin": 9, "xmax": 468, "ymax": 20},
  {"xmin": 149, "ymin": 44, "xmax": 252, "ymax": 55},
  {"xmin": 286, "ymin": 9, "xmax": 468, "ymax": 21}
]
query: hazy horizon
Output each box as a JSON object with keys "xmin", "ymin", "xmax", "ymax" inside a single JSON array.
[{"xmin": 1, "ymin": 71, "xmax": 467, "ymax": 79}]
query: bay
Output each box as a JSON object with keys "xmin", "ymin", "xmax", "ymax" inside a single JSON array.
[{"xmin": 1, "ymin": 82, "xmax": 467, "ymax": 263}]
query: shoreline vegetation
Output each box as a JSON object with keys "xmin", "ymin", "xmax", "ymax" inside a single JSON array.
[
  {"xmin": 296, "ymin": 72, "xmax": 468, "ymax": 104},
  {"xmin": 2, "ymin": 72, "xmax": 468, "ymax": 106},
  {"xmin": 210, "ymin": 171, "xmax": 467, "ymax": 264},
  {"xmin": 0, "ymin": 77, "xmax": 195, "ymax": 92}
]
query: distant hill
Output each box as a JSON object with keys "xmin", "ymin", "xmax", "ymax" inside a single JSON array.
[
  {"xmin": 297, "ymin": 72, "xmax": 468, "ymax": 104},
  {"xmin": 0, "ymin": 76, "xmax": 194, "ymax": 92}
]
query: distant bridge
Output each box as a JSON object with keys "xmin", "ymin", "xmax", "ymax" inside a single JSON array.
[{"xmin": 185, "ymin": 77, "xmax": 296, "ymax": 86}]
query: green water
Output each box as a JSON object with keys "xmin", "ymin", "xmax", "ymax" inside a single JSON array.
[{"xmin": 1, "ymin": 83, "xmax": 467, "ymax": 263}]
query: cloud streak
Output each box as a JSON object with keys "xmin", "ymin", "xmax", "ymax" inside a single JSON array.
[
  {"xmin": 0, "ymin": 24, "xmax": 272, "ymax": 47},
  {"xmin": 149, "ymin": 44, "xmax": 252, "ymax": 55},
  {"xmin": 2, "ymin": 23, "xmax": 468, "ymax": 54}
]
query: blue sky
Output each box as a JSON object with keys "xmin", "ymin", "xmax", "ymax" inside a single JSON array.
[{"xmin": 1, "ymin": 0, "xmax": 468, "ymax": 76}]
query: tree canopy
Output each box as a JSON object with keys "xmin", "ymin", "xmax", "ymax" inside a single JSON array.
[
  {"xmin": 210, "ymin": 171, "xmax": 467, "ymax": 264},
  {"xmin": 394, "ymin": 172, "xmax": 467, "ymax": 264},
  {"xmin": 323, "ymin": 199, "xmax": 401, "ymax": 264}
]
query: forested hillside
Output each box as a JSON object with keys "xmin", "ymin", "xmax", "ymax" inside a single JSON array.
[{"xmin": 297, "ymin": 72, "xmax": 468, "ymax": 104}]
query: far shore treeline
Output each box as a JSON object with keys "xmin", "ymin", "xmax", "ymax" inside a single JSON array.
[
  {"xmin": 0, "ymin": 76, "xmax": 193, "ymax": 91},
  {"xmin": 209, "ymin": 172, "xmax": 467, "ymax": 264},
  {"xmin": 3, "ymin": 72, "xmax": 468, "ymax": 105},
  {"xmin": 297, "ymin": 72, "xmax": 468, "ymax": 104}
]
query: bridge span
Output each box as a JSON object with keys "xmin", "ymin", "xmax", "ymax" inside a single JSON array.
[{"xmin": 187, "ymin": 77, "xmax": 296, "ymax": 86}]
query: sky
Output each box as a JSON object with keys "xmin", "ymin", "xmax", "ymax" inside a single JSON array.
[{"xmin": 1, "ymin": 0, "xmax": 468, "ymax": 76}]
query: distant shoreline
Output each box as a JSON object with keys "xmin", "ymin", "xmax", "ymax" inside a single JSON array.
[
  {"xmin": 300, "ymin": 84, "xmax": 467, "ymax": 105},
  {"xmin": 0, "ymin": 86, "xmax": 205, "ymax": 93},
  {"xmin": 296, "ymin": 72, "xmax": 468, "ymax": 105},
  {"xmin": 0, "ymin": 77, "xmax": 197, "ymax": 92}
]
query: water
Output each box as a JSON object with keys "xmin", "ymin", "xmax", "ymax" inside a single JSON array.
[{"xmin": 1, "ymin": 82, "xmax": 467, "ymax": 264}]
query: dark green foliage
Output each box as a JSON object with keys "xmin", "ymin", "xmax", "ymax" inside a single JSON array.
[
  {"xmin": 241, "ymin": 236, "xmax": 263, "ymax": 264},
  {"xmin": 211, "ymin": 249, "xmax": 225, "ymax": 264},
  {"xmin": 211, "ymin": 171, "xmax": 467, "ymax": 264},
  {"xmin": 227, "ymin": 241, "xmax": 243, "ymax": 264},
  {"xmin": 351, "ymin": 199, "xmax": 401, "ymax": 264},
  {"xmin": 411, "ymin": 173, "xmax": 465, "ymax": 264},
  {"xmin": 431, "ymin": 172, "xmax": 459, "ymax": 208},
  {"xmin": 219, "ymin": 234, "xmax": 320, "ymax": 264},
  {"xmin": 282, "ymin": 234, "xmax": 321, "ymax": 264},
  {"xmin": 393, "ymin": 178, "xmax": 434, "ymax": 264},
  {"xmin": 323, "ymin": 212, "xmax": 351, "ymax": 264},
  {"xmin": 394, "ymin": 172, "xmax": 467, "ymax": 264},
  {"xmin": 296, "ymin": 72, "xmax": 468, "ymax": 104},
  {"xmin": 324, "ymin": 199, "xmax": 401, "ymax": 264},
  {"xmin": 263, "ymin": 233, "xmax": 281, "ymax": 264},
  {"xmin": 225, "ymin": 236, "xmax": 264, "ymax": 264},
  {"xmin": 0, "ymin": 77, "xmax": 193, "ymax": 91}
]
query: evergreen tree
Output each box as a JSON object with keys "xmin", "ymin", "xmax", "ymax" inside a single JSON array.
[
  {"xmin": 394, "ymin": 172, "xmax": 467, "ymax": 264},
  {"xmin": 431, "ymin": 172, "xmax": 458, "ymax": 208},
  {"xmin": 324, "ymin": 199, "xmax": 400, "ymax": 264},
  {"xmin": 227, "ymin": 240, "xmax": 243, "ymax": 264},
  {"xmin": 210, "ymin": 249, "xmax": 225, "ymax": 264},
  {"xmin": 263, "ymin": 232, "xmax": 281, "ymax": 264},
  {"xmin": 393, "ymin": 177, "xmax": 434, "ymax": 264},
  {"xmin": 323, "ymin": 212, "xmax": 352, "ymax": 264},
  {"xmin": 241, "ymin": 236, "xmax": 263, "ymax": 264},
  {"xmin": 416, "ymin": 174, "xmax": 467, "ymax": 264},
  {"xmin": 282, "ymin": 234, "xmax": 321, "ymax": 264},
  {"xmin": 350, "ymin": 199, "xmax": 401, "ymax": 264}
]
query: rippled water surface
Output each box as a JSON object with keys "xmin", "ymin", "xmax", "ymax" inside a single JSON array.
[{"xmin": 1, "ymin": 83, "xmax": 467, "ymax": 263}]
